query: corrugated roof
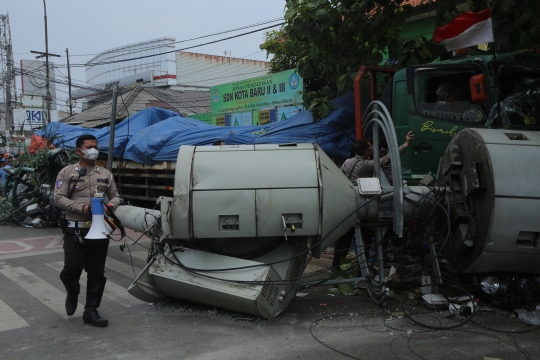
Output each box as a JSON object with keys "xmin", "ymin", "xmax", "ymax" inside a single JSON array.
[
  {"xmin": 143, "ymin": 88, "xmax": 210, "ymax": 116},
  {"xmin": 60, "ymin": 86, "xmax": 210, "ymax": 128}
]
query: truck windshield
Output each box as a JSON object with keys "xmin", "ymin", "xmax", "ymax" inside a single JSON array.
[
  {"xmin": 487, "ymin": 74, "xmax": 540, "ymax": 128},
  {"xmin": 412, "ymin": 64, "xmax": 487, "ymax": 125}
]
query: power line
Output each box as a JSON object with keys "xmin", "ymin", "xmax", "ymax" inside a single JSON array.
[
  {"xmin": 57, "ymin": 22, "xmax": 283, "ymax": 69},
  {"xmin": 79, "ymin": 18, "xmax": 283, "ymax": 62},
  {"xmin": 13, "ymin": 18, "xmax": 282, "ymax": 60},
  {"xmin": 26, "ymin": 18, "xmax": 283, "ymax": 61}
]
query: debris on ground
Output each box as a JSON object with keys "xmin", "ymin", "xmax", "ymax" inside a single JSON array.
[
  {"xmin": 515, "ymin": 304, "xmax": 540, "ymax": 325},
  {"xmin": 0, "ymin": 140, "xmax": 74, "ymax": 227}
]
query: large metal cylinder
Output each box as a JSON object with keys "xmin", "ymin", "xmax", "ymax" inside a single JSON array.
[
  {"xmin": 438, "ymin": 129, "xmax": 540, "ymax": 274},
  {"xmin": 114, "ymin": 205, "xmax": 160, "ymax": 234},
  {"xmin": 168, "ymin": 144, "xmax": 358, "ymax": 256}
]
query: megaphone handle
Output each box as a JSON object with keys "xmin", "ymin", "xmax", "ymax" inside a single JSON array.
[{"xmin": 105, "ymin": 204, "xmax": 126, "ymax": 238}]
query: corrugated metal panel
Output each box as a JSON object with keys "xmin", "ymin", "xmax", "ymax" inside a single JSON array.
[
  {"xmin": 144, "ymin": 88, "xmax": 210, "ymax": 116},
  {"xmin": 60, "ymin": 86, "xmax": 210, "ymax": 128},
  {"xmin": 176, "ymin": 51, "xmax": 269, "ymax": 88}
]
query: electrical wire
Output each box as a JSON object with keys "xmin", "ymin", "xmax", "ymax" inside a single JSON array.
[
  {"xmin": 60, "ymin": 23, "xmax": 284, "ymax": 69},
  {"xmin": 55, "ymin": 19, "xmax": 283, "ymax": 60},
  {"xmin": 164, "ymin": 193, "xmax": 386, "ymax": 273},
  {"xmin": 310, "ymin": 313, "xmax": 387, "ymax": 360},
  {"xmin": 140, "ymin": 194, "xmax": 387, "ymax": 287}
]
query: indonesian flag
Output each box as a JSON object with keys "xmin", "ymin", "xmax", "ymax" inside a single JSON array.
[{"xmin": 433, "ymin": 9, "xmax": 494, "ymax": 52}]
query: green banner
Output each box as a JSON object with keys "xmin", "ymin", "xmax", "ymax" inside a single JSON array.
[{"xmin": 211, "ymin": 69, "xmax": 303, "ymax": 114}]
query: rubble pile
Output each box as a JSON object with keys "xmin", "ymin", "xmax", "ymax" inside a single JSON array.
[{"xmin": 0, "ymin": 147, "xmax": 75, "ymax": 227}]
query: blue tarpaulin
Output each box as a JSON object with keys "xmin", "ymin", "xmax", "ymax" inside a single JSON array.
[
  {"xmin": 94, "ymin": 107, "xmax": 194, "ymax": 158},
  {"xmin": 35, "ymin": 95, "xmax": 356, "ymax": 164},
  {"xmin": 123, "ymin": 111, "xmax": 211, "ymax": 164},
  {"xmin": 36, "ymin": 122, "xmax": 98, "ymax": 149}
]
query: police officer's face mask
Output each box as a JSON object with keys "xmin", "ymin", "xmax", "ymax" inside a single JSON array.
[{"xmin": 79, "ymin": 148, "xmax": 99, "ymax": 160}]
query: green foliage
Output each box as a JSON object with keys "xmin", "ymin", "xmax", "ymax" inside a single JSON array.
[
  {"xmin": 262, "ymin": 0, "xmax": 540, "ymax": 121},
  {"xmin": 397, "ymin": 37, "xmax": 445, "ymax": 67},
  {"xmin": 437, "ymin": 0, "xmax": 540, "ymax": 52},
  {"xmin": 261, "ymin": 0, "xmax": 440, "ymax": 120},
  {"xmin": 329, "ymin": 258, "xmax": 358, "ymax": 295},
  {"xmin": 467, "ymin": 0, "xmax": 540, "ymax": 51},
  {"xmin": 435, "ymin": 0, "xmax": 462, "ymax": 26},
  {"xmin": 261, "ymin": 30, "xmax": 306, "ymax": 74}
]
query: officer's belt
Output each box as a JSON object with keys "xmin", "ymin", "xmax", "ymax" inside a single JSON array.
[{"xmin": 67, "ymin": 221, "xmax": 92, "ymax": 229}]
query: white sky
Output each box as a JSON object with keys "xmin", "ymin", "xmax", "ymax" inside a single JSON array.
[{"xmin": 3, "ymin": 0, "xmax": 285, "ymax": 112}]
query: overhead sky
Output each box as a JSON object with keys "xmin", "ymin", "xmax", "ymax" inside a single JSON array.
[{"xmin": 3, "ymin": 0, "xmax": 286, "ymax": 112}]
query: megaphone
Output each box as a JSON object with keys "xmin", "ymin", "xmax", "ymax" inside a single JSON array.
[{"xmin": 85, "ymin": 195, "xmax": 110, "ymax": 240}]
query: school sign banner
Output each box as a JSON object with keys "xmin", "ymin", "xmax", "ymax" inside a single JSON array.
[{"xmin": 211, "ymin": 69, "xmax": 303, "ymax": 115}]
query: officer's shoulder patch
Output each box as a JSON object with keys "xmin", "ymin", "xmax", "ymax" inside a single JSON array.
[{"xmin": 56, "ymin": 179, "xmax": 64, "ymax": 189}]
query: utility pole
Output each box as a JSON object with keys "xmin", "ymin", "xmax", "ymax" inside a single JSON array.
[
  {"xmin": 66, "ymin": 48, "xmax": 72, "ymax": 116},
  {"xmin": 30, "ymin": 48, "xmax": 60, "ymax": 126},
  {"xmin": 5, "ymin": 32, "xmax": 12, "ymax": 132},
  {"xmin": 30, "ymin": 0, "xmax": 60, "ymax": 125},
  {"xmin": 43, "ymin": 0, "xmax": 49, "ymax": 123},
  {"xmin": 0, "ymin": 14, "xmax": 17, "ymax": 135},
  {"xmin": 107, "ymin": 84, "xmax": 119, "ymax": 172}
]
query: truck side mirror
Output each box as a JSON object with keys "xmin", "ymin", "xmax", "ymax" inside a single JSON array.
[{"xmin": 470, "ymin": 74, "xmax": 488, "ymax": 103}]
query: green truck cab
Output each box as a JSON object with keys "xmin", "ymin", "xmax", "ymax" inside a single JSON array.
[{"xmin": 357, "ymin": 53, "xmax": 540, "ymax": 180}]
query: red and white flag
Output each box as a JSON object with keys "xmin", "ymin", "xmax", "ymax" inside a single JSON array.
[{"xmin": 433, "ymin": 9, "xmax": 494, "ymax": 52}]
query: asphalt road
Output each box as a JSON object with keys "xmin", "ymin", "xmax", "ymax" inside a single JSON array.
[{"xmin": 0, "ymin": 225, "xmax": 539, "ymax": 360}]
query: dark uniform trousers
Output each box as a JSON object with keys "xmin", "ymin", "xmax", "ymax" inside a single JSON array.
[{"xmin": 60, "ymin": 227, "xmax": 109, "ymax": 312}]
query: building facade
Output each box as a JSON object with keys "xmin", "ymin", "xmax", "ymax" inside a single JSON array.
[
  {"xmin": 73, "ymin": 37, "xmax": 177, "ymax": 100},
  {"xmin": 175, "ymin": 51, "xmax": 269, "ymax": 90}
]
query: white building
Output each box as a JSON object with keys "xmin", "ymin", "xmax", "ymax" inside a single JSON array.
[
  {"xmin": 73, "ymin": 37, "xmax": 177, "ymax": 100},
  {"xmin": 174, "ymin": 51, "xmax": 268, "ymax": 90}
]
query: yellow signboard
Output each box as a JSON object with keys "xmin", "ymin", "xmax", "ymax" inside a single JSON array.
[
  {"xmin": 216, "ymin": 115, "xmax": 225, "ymax": 126},
  {"xmin": 259, "ymin": 110, "xmax": 270, "ymax": 125}
]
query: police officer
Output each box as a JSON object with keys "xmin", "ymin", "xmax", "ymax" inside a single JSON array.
[{"xmin": 54, "ymin": 134, "xmax": 120, "ymax": 327}]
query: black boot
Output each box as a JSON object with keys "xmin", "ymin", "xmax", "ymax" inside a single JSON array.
[
  {"xmin": 62, "ymin": 279, "xmax": 80, "ymax": 316},
  {"xmin": 83, "ymin": 276, "xmax": 108, "ymax": 327},
  {"xmin": 83, "ymin": 309, "xmax": 108, "ymax": 327}
]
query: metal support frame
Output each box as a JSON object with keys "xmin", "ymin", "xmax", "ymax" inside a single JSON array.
[
  {"xmin": 29, "ymin": 1, "xmax": 60, "ymax": 126},
  {"xmin": 66, "ymin": 48, "xmax": 72, "ymax": 116},
  {"xmin": 107, "ymin": 84, "xmax": 119, "ymax": 171},
  {"xmin": 0, "ymin": 14, "xmax": 17, "ymax": 134},
  {"xmin": 299, "ymin": 277, "xmax": 369, "ymax": 289},
  {"xmin": 353, "ymin": 66, "xmax": 396, "ymax": 140}
]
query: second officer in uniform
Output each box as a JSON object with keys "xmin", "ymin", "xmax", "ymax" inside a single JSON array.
[{"xmin": 54, "ymin": 134, "xmax": 120, "ymax": 327}]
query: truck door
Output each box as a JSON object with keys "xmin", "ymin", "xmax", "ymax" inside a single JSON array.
[{"xmin": 405, "ymin": 64, "xmax": 488, "ymax": 178}]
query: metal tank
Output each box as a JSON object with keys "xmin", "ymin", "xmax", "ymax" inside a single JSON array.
[
  {"xmin": 119, "ymin": 127, "xmax": 540, "ymax": 316},
  {"xmin": 126, "ymin": 143, "xmax": 357, "ymax": 318},
  {"xmin": 437, "ymin": 128, "xmax": 540, "ymax": 274}
]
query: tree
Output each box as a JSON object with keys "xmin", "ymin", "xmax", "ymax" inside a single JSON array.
[
  {"xmin": 262, "ymin": 0, "xmax": 540, "ymax": 120},
  {"xmin": 260, "ymin": 30, "xmax": 321, "ymax": 91},
  {"xmin": 466, "ymin": 0, "xmax": 540, "ymax": 52},
  {"xmin": 261, "ymin": 0, "xmax": 443, "ymax": 119}
]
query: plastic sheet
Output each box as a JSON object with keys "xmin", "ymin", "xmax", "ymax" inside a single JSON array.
[
  {"xmin": 35, "ymin": 95, "xmax": 357, "ymax": 165},
  {"xmin": 122, "ymin": 113, "xmax": 212, "ymax": 164},
  {"xmin": 145, "ymin": 94, "xmax": 356, "ymax": 164},
  {"xmin": 95, "ymin": 107, "xmax": 188, "ymax": 158},
  {"xmin": 486, "ymin": 77, "xmax": 540, "ymax": 127},
  {"xmin": 35, "ymin": 122, "xmax": 97, "ymax": 149},
  {"xmin": 515, "ymin": 305, "xmax": 540, "ymax": 326}
]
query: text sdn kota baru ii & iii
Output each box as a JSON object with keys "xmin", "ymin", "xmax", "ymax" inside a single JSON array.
[{"xmin": 223, "ymin": 84, "xmax": 279, "ymax": 102}]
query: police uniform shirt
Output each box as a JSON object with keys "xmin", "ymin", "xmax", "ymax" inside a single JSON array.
[{"xmin": 54, "ymin": 162, "xmax": 120, "ymax": 222}]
